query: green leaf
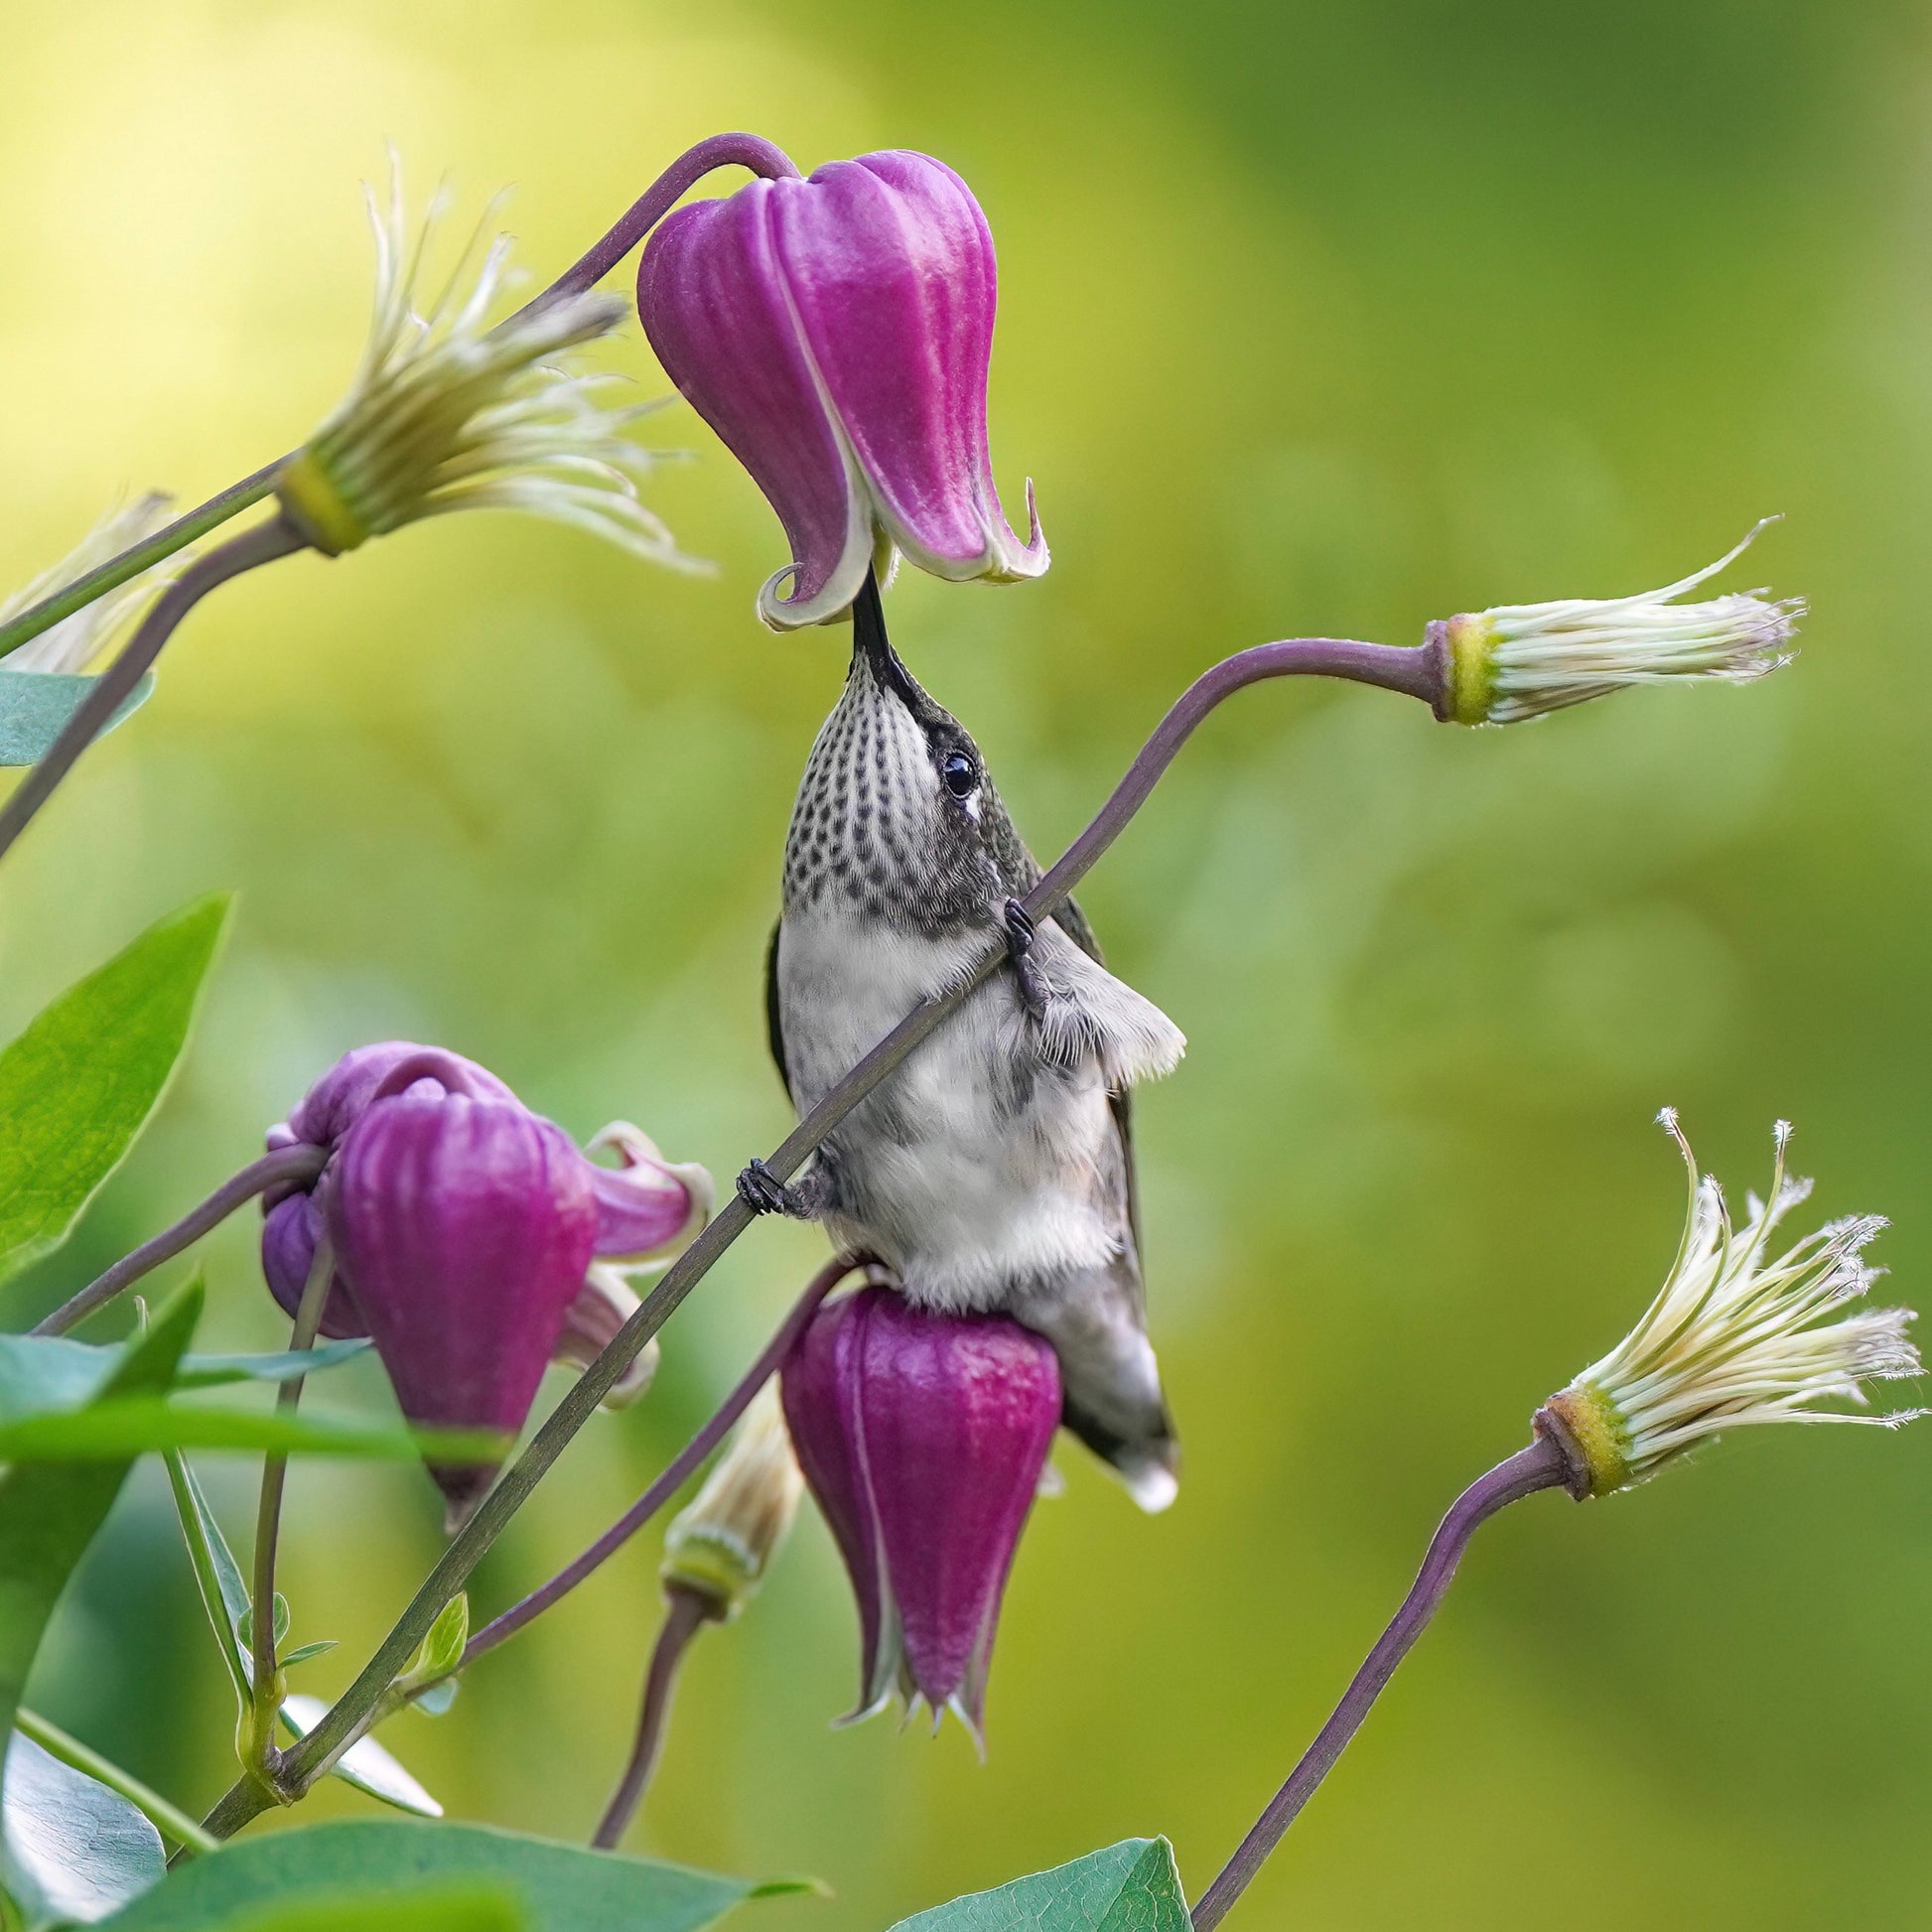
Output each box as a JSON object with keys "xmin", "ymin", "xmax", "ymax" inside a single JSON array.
[
  {"xmin": 278, "ymin": 1698, "xmax": 441, "ymax": 1820},
  {"xmin": 398, "ymin": 1595, "xmax": 468, "ymax": 1692},
  {"xmin": 161, "ymin": 1451, "xmax": 251, "ymax": 1716},
  {"xmin": 889, "ymin": 1839, "xmax": 1189, "ymax": 1932},
  {"xmin": 0, "ymin": 894, "xmax": 231, "ymax": 1287},
  {"xmin": 194, "ymin": 1884, "xmax": 524, "ymax": 1932},
  {"xmin": 160, "ymin": 1460, "xmax": 430, "ymax": 1813},
  {"xmin": 0, "ymin": 1397, "xmax": 502, "ymax": 1462},
  {"xmin": 235, "ymin": 1594, "xmax": 290, "ymax": 1654},
  {"xmin": 278, "ymin": 1640, "xmax": 338, "ymax": 1670},
  {"xmin": 0, "ymin": 1284, "xmax": 201, "ymax": 1801},
  {"xmin": 0, "ymin": 1335, "xmax": 371, "ymax": 1422},
  {"xmin": 92, "ymin": 1821, "xmax": 759, "ymax": 1932},
  {"xmin": 176, "ymin": 1340, "xmax": 373, "ymax": 1388},
  {"xmin": 1, "ymin": 1731, "xmax": 164, "ymax": 1930},
  {"xmin": 0, "ymin": 1333, "xmax": 119, "ymax": 1424},
  {"xmin": 0, "ymin": 667, "xmax": 155, "ymax": 770}
]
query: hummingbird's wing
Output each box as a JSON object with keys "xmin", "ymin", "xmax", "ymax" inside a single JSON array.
[
  {"xmin": 1054, "ymin": 896, "xmax": 1143, "ymax": 1265},
  {"xmin": 763, "ymin": 916, "xmax": 793, "ymax": 1104}
]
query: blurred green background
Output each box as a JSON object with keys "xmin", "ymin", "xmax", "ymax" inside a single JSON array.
[{"xmin": 2, "ymin": 0, "xmax": 1928, "ymax": 1924}]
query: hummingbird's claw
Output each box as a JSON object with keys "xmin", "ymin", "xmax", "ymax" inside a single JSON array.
[
  {"xmin": 1002, "ymin": 898, "xmax": 1048, "ymax": 1021},
  {"xmin": 737, "ymin": 1158, "xmax": 815, "ymax": 1219}
]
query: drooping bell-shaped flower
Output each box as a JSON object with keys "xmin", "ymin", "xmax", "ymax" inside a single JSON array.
[
  {"xmin": 259, "ymin": 1042, "xmax": 711, "ymax": 1460},
  {"xmin": 1537, "ymin": 1112, "xmax": 1920, "ymax": 1498},
  {"xmin": 638, "ymin": 149, "xmax": 1046, "ymax": 630},
  {"xmin": 780, "ymin": 1288, "xmax": 1060, "ymax": 1743},
  {"xmin": 327, "ymin": 1067, "xmax": 598, "ymax": 1524}
]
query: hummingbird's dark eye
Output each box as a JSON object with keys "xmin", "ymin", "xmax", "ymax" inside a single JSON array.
[{"xmin": 941, "ymin": 752, "xmax": 977, "ymax": 799}]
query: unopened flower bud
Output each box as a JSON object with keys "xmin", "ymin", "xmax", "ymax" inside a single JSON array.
[
  {"xmin": 327, "ymin": 1063, "xmax": 598, "ymax": 1525},
  {"xmin": 660, "ymin": 1385, "xmax": 802, "ymax": 1617},
  {"xmin": 781, "ymin": 1288, "xmax": 1059, "ymax": 1743},
  {"xmin": 1536, "ymin": 1112, "xmax": 1920, "ymax": 1499},
  {"xmin": 259, "ymin": 1042, "xmax": 712, "ymax": 1508},
  {"xmin": 1433, "ymin": 522, "xmax": 1801, "ymax": 727},
  {"xmin": 278, "ymin": 162, "xmax": 690, "ymax": 566},
  {"xmin": 638, "ymin": 149, "xmax": 1046, "ymax": 629}
]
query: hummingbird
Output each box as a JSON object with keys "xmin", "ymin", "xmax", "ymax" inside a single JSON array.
[{"xmin": 742, "ymin": 573, "xmax": 1186, "ymax": 1511}]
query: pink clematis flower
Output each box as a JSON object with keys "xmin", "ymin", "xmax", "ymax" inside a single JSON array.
[
  {"xmin": 259, "ymin": 1043, "xmax": 711, "ymax": 1516},
  {"xmin": 780, "ymin": 1287, "xmax": 1060, "ymax": 1744},
  {"xmin": 638, "ymin": 149, "xmax": 1046, "ymax": 629}
]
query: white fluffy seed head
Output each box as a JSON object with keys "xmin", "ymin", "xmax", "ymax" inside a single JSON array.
[
  {"xmin": 1442, "ymin": 520, "xmax": 1802, "ymax": 726},
  {"xmin": 277, "ymin": 158, "xmax": 703, "ymax": 570},
  {"xmin": 1542, "ymin": 1113, "xmax": 1920, "ymax": 1498},
  {"xmin": 1, "ymin": 493, "xmax": 186, "ymax": 675}
]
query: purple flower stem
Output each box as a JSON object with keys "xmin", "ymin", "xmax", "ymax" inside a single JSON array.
[
  {"xmin": 31, "ymin": 1143, "xmax": 329, "ymax": 1338},
  {"xmin": 0, "ymin": 457, "xmax": 292, "ymax": 663},
  {"xmin": 245, "ymin": 1231, "xmax": 338, "ymax": 1776},
  {"xmin": 0, "ymin": 138, "xmax": 797, "ymax": 670},
  {"xmin": 530, "ymin": 132, "xmax": 799, "ymax": 308},
  {"xmin": 216, "ymin": 637, "xmax": 1448, "ymax": 1833},
  {"xmin": 590, "ymin": 1584, "xmax": 722, "ymax": 1851},
  {"xmin": 457, "ymin": 1252, "xmax": 862, "ymax": 1669},
  {"xmin": 1188, "ymin": 1435, "xmax": 1571, "ymax": 1932},
  {"xmin": 0, "ymin": 514, "xmax": 308, "ymax": 867}
]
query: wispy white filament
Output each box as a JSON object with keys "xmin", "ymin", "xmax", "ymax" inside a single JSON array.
[
  {"xmin": 1567, "ymin": 1113, "xmax": 1919, "ymax": 1487},
  {"xmin": 0, "ymin": 494, "xmax": 185, "ymax": 675},
  {"xmin": 1470, "ymin": 521, "xmax": 1802, "ymax": 723},
  {"xmin": 295, "ymin": 160, "xmax": 699, "ymax": 565}
]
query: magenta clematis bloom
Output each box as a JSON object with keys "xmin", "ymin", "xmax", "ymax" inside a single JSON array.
[
  {"xmin": 329, "ymin": 1071, "xmax": 597, "ymax": 1522},
  {"xmin": 259, "ymin": 1044, "xmax": 712, "ymax": 1504},
  {"xmin": 638, "ymin": 149, "xmax": 1046, "ymax": 630},
  {"xmin": 779, "ymin": 1287, "xmax": 1060, "ymax": 1743}
]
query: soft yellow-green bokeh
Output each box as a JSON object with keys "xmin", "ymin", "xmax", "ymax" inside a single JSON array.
[{"xmin": 3, "ymin": 1, "xmax": 1929, "ymax": 1925}]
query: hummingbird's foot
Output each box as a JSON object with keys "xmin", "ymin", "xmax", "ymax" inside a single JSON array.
[
  {"xmin": 1002, "ymin": 898, "xmax": 1049, "ymax": 1021},
  {"xmin": 736, "ymin": 1158, "xmax": 818, "ymax": 1220}
]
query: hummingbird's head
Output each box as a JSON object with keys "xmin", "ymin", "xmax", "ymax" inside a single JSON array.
[{"xmin": 783, "ymin": 576, "xmax": 1023, "ymax": 931}]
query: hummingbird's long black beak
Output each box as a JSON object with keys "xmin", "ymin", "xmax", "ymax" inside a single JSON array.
[{"xmin": 851, "ymin": 568, "xmax": 919, "ymax": 707}]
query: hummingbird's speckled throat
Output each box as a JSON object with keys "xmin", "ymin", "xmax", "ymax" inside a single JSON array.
[{"xmin": 781, "ymin": 578, "xmax": 1000, "ymax": 935}]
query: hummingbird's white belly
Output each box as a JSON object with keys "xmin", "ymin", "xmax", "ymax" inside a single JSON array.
[{"xmin": 777, "ymin": 905, "xmax": 1121, "ymax": 1311}]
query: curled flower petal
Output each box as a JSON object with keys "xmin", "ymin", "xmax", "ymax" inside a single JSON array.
[
  {"xmin": 554, "ymin": 1263, "xmax": 661, "ymax": 1409},
  {"xmin": 583, "ymin": 1121, "xmax": 712, "ymax": 1261}
]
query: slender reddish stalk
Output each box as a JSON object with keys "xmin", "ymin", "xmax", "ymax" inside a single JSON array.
[
  {"xmin": 1188, "ymin": 1435, "xmax": 1571, "ymax": 1931},
  {"xmin": 209, "ymin": 635, "xmax": 1447, "ymax": 1833},
  {"xmin": 246, "ymin": 1233, "xmax": 337, "ymax": 1779},
  {"xmin": 591, "ymin": 1586, "xmax": 720, "ymax": 1850},
  {"xmin": 0, "ymin": 516, "xmax": 306, "ymax": 864},
  {"xmin": 32, "ymin": 1144, "xmax": 328, "ymax": 1337},
  {"xmin": 532, "ymin": 132, "xmax": 798, "ymax": 306},
  {"xmin": 460, "ymin": 1254, "xmax": 859, "ymax": 1666}
]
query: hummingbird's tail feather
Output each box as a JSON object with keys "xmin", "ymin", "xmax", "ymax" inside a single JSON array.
[{"xmin": 1022, "ymin": 1260, "xmax": 1179, "ymax": 1513}]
